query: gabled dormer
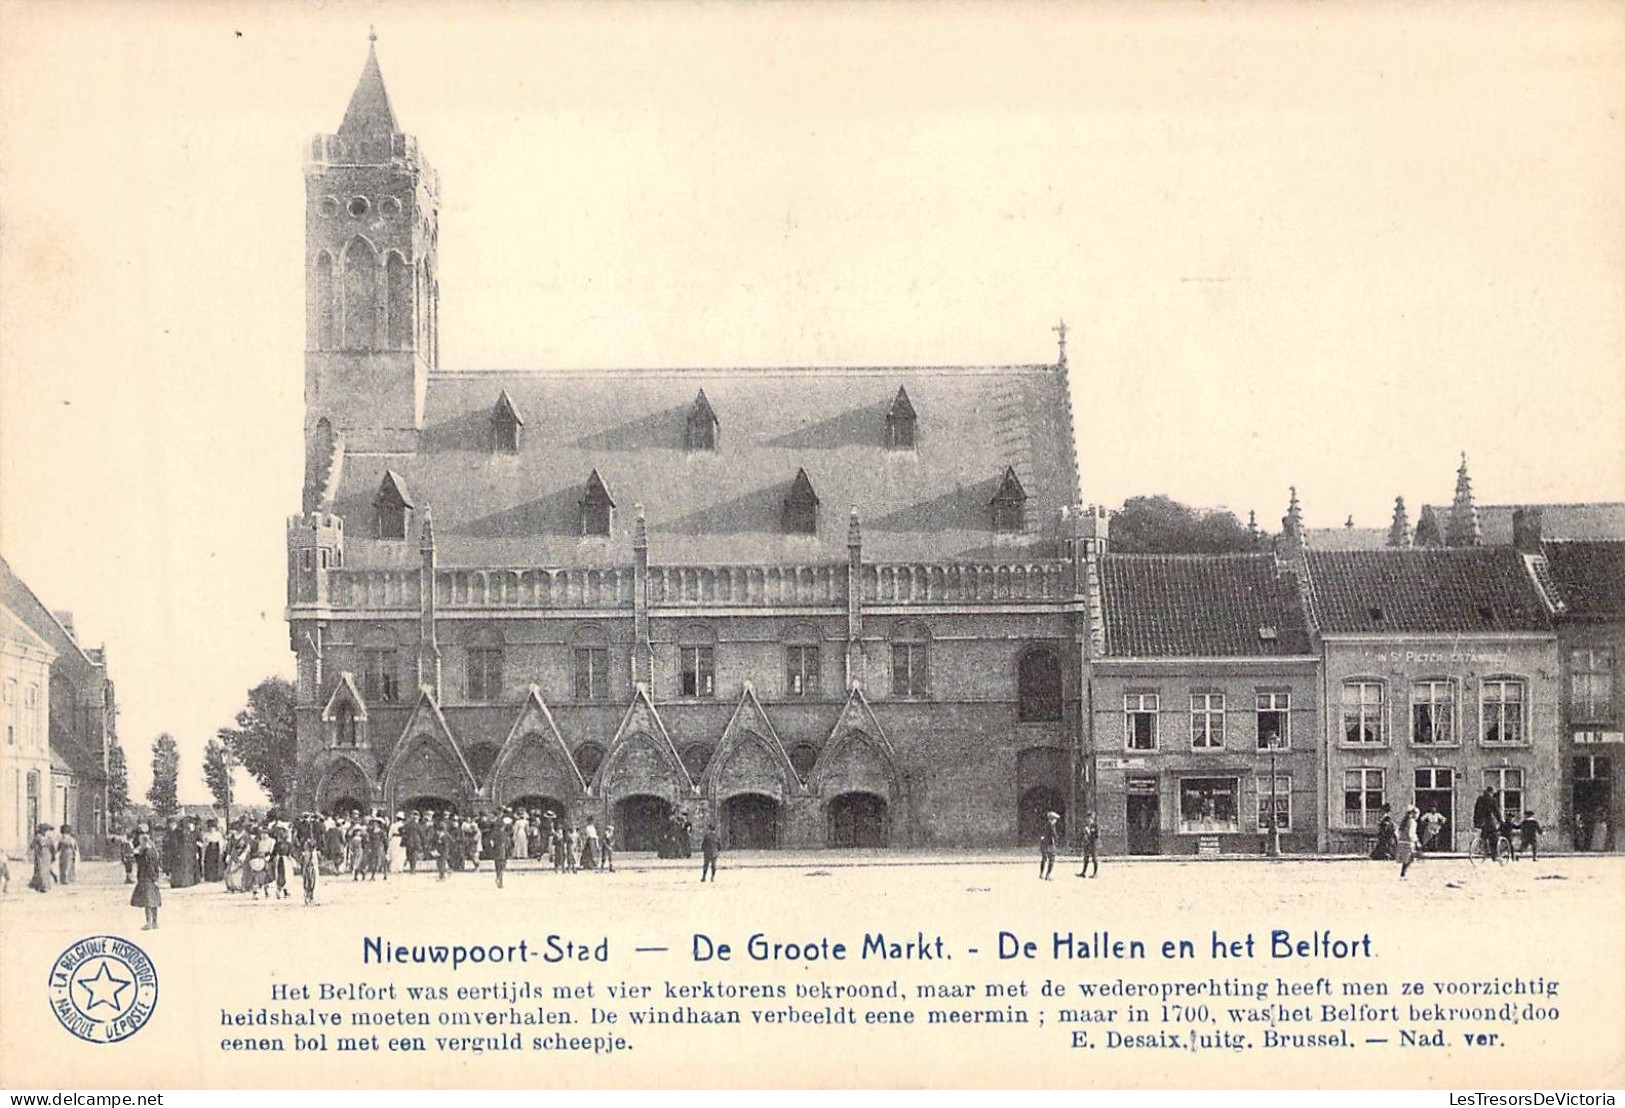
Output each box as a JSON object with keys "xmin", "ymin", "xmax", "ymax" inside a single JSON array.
[
  {"xmin": 490, "ymin": 390, "xmax": 524, "ymax": 453},
  {"xmin": 375, "ymin": 469, "xmax": 413, "ymax": 540},
  {"xmin": 886, "ymin": 386, "xmax": 917, "ymax": 450},
  {"xmin": 784, "ymin": 468, "xmax": 819, "ymax": 536},
  {"xmin": 581, "ymin": 470, "xmax": 615, "ymax": 537},
  {"xmin": 686, "ymin": 389, "xmax": 720, "ymax": 452},
  {"xmin": 990, "ymin": 466, "xmax": 1027, "ymax": 534}
]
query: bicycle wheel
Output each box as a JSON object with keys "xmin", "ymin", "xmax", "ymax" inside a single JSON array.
[{"xmin": 1497, "ymin": 836, "xmax": 1512, "ymax": 865}]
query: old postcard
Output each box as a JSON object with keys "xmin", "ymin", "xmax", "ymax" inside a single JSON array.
[{"xmin": 1, "ymin": 0, "xmax": 1622, "ymax": 1093}]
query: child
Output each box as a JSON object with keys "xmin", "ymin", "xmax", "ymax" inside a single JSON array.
[
  {"xmin": 1075, "ymin": 815, "xmax": 1100, "ymax": 878},
  {"xmin": 130, "ymin": 830, "xmax": 162, "ymax": 930},
  {"xmin": 1518, "ymin": 811, "xmax": 1543, "ymax": 862},
  {"xmin": 119, "ymin": 831, "xmax": 136, "ymax": 884}
]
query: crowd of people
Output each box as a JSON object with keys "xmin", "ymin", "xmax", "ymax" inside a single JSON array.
[
  {"xmin": 3, "ymin": 823, "xmax": 81, "ymax": 894},
  {"xmin": 1369, "ymin": 787, "xmax": 1545, "ymax": 877}
]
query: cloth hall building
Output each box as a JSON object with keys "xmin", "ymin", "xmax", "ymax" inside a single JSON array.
[{"xmin": 288, "ymin": 43, "xmax": 1093, "ymax": 850}]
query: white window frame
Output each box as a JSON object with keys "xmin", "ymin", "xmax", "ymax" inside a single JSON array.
[
  {"xmin": 1255, "ymin": 773, "xmax": 1292, "ymax": 831},
  {"xmin": 1479, "ymin": 677, "xmax": 1528, "ymax": 746},
  {"xmin": 1570, "ymin": 647, "xmax": 1615, "ymax": 722},
  {"xmin": 1255, "ymin": 690, "xmax": 1291, "ymax": 751},
  {"xmin": 1190, "ymin": 692, "xmax": 1225, "ymax": 750},
  {"xmin": 1341, "ymin": 679, "xmax": 1386, "ymax": 746},
  {"xmin": 1124, "ymin": 692, "xmax": 1160, "ymax": 751},
  {"xmin": 1483, "ymin": 766, "xmax": 1525, "ymax": 821},
  {"xmin": 1343, "ymin": 767, "xmax": 1386, "ymax": 828},
  {"xmin": 1411, "ymin": 678, "xmax": 1459, "ymax": 747}
]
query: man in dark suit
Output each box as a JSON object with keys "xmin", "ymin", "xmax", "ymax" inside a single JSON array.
[{"xmin": 1472, "ymin": 786, "xmax": 1501, "ymax": 859}]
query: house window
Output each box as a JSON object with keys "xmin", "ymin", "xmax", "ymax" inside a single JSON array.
[
  {"xmin": 680, "ymin": 646, "xmax": 715, "ymax": 698},
  {"xmin": 1125, "ymin": 693, "xmax": 1159, "ymax": 751},
  {"xmin": 1017, "ymin": 648, "xmax": 1063, "ymax": 722},
  {"xmin": 1255, "ymin": 691, "xmax": 1290, "ymax": 750},
  {"xmin": 1190, "ymin": 692, "xmax": 1225, "ymax": 750},
  {"xmin": 575, "ymin": 648, "xmax": 609, "ymax": 700},
  {"xmin": 786, "ymin": 644, "xmax": 820, "ymax": 698},
  {"xmin": 1571, "ymin": 648, "xmax": 1614, "ymax": 722},
  {"xmin": 1179, "ymin": 777, "xmax": 1239, "ymax": 833},
  {"xmin": 1343, "ymin": 768, "xmax": 1385, "ymax": 827},
  {"xmin": 466, "ymin": 647, "xmax": 503, "ymax": 701},
  {"xmin": 1342, "ymin": 680, "xmax": 1385, "ymax": 745},
  {"xmin": 1411, "ymin": 680, "xmax": 1457, "ymax": 745},
  {"xmin": 1480, "ymin": 678, "xmax": 1526, "ymax": 745},
  {"xmin": 1256, "ymin": 774, "xmax": 1291, "ymax": 831},
  {"xmin": 1484, "ymin": 766, "xmax": 1525, "ymax": 821},
  {"xmin": 361, "ymin": 649, "xmax": 399, "ymax": 704}
]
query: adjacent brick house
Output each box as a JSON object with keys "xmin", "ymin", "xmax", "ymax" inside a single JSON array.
[
  {"xmin": 1085, "ymin": 553, "xmax": 1320, "ymax": 856},
  {"xmin": 288, "ymin": 43, "xmax": 1092, "ymax": 849}
]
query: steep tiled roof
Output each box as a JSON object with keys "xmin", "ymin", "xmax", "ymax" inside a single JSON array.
[
  {"xmin": 1419, "ymin": 503, "xmax": 1625, "ymax": 545},
  {"xmin": 1099, "ymin": 554, "xmax": 1313, "ymax": 657},
  {"xmin": 329, "ymin": 365, "xmax": 1079, "ymax": 567},
  {"xmin": 1303, "ymin": 548, "xmax": 1553, "ymax": 634},
  {"xmin": 1541, "ymin": 540, "xmax": 1625, "ymax": 618}
]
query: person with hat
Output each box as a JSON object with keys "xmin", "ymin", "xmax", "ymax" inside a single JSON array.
[
  {"xmin": 55, "ymin": 824, "xmax": 79, "ymax": 885},
  {"xmin": 699, "ymin": 823, "xmax": 720, "ymax": 883},
  {"xmin": 130, "ymin": 827, "xmax": 162, "ymax": 929},
  {"xmin": 1075, "ymin": 813, "xmax": 1100, "ymax": 878},
  {"xmin": 601, "ymin": 822, "xmax": 616, "ymax": 873},
  {"xmin": 512, "ymin": 809, "xmax": 529, "ymax": 861},
  {"xmin": 1039, "ymin": 811, "xmax": 1061, "ymax": 880},
  {"xmin": 582, "ymin": 817, "xmax": 600, "ymax": 871},
  {"xmin": 27, "ymin": 823, "xmax": 53, "ymax": 893},
  {"xmin": 492, "ymin": 814, "xmax": 512, "ymax": 889}
]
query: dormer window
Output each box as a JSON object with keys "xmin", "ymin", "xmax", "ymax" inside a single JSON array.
[
  {"xmin": 490, "ymin": 390, "xmax": 524, "ymax": 453},
  {"xmin": 784, "ymin": 468, "xmax": 819, "ymax": 536},
  {"xmin": 686, "ymin": 389, "xmax": 720, "ymax": 452},
  {"xmin": 374, "ymin": 470, "xmax": 413, "ymax": 540},
  {"xmin": 886, "ymin": 385, "xmax": 917, "ymax": 450},
  {"xmin": 581, "ymin": 470, "xmax": 615, "ymax": 537},
  {"xmin": 990, "ymin": 466, "xmax": 1027, "ymax": 534}
]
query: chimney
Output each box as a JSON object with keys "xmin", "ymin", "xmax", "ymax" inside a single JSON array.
[{"xmin": 1512, "ymin": 506, "xmax": 1544, "ymax": 555}]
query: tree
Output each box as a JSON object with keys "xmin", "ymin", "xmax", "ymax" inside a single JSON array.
[
  {"xmin": 147, "ymin": 733, "xmax": 180, "ymax": 819},
  {"xmin": 107, "ymin": 740, "xmax": 131, "ymax": 823},
  {"xmin": 218, "ymin": 676, "xmax": 298, "ymax": 811},
  {"xmin": 1109, "ymin": 495, "xmax": 1259, "ymax": 554},
  {"xmin": 202, "ymin": 738, "xmax": 233, "ymax": 813}
]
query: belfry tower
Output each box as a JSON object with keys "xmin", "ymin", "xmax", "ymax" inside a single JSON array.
[{"xmin": 304, "ymin": 34, "xmax": 439, "ymax": 454}]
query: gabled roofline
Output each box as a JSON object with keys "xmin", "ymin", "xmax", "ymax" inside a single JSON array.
[{"xmin": 0, "ymin": 555, "xmax": 100, "ymax": 672}]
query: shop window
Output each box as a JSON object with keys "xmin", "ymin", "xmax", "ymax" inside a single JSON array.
[{"xmin": 1179, "ymin": 778, "xmax": 1239, "ymax": 833}]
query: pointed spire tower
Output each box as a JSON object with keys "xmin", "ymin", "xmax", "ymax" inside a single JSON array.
[
  {"xmin": 1445, "ymin": 452, "xmax": 1481, "ymax": 547},
  {"xmin": 1387, "ymin": 496, "xmax": 1411, "ymax": 548},
  {"xmin": 304, "ymin": 31, "xmax": 440, "ymax": 454},
  {"xmin": 1278, "ymin": 486, "xmax": 1306, "ymax": 565}
]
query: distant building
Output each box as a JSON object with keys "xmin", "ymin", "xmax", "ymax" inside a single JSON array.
[
  {"xmin": 1418, "ymin": 503, "xmax": 1625, "ymax": 547},
  {"xmin": 0, "ymin": 557, "xmax": 116, "ymax": 857}
]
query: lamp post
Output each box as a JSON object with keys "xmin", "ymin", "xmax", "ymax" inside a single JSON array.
[{"xmin": 1265, "ymin": 732, "xmax": 1282, "ymax": 858}]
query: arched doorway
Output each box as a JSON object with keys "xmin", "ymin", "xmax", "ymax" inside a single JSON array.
[
  {"xmin": 614, "ymin": 794, "xmax": 673, "ymax": 852},
  {"xmin": 1018, "ymin": 786, "xmax": 1066, "ymax": 845},
  {"xmin": 724, "ymin": 793, "xmax": 780, "ymax": 849},
  {"xmin": 827, "ymin": 792, "xmax": 888, "ymax": 848}
]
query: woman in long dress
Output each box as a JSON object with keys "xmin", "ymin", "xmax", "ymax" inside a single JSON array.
[
  {"xmin": 56, "ymin": 825, "xmax": 78, "ymax": 884},
  {"xmin": 224, "ymin": 827, "xmax": 247, "ymax": 892},
  {"xmin": 388, "ymin": 813, "xmax": 407, "ymax": 874},
  {"xmin": 512, "ymin": 813, "xmax": 529, "ymax": 861},
  {"xmin": 27, "ymin": 824, "xmax": 52, "ymax": 892},
  {"xmin": 202, "ymin": 820, "xmax": 224, "ymax": 882},
  {"xmin": 171, "ymin": 819, "xmax": 200, "ymax": 888},
  {"xmin": 130, "ymin": 829, "xmax": 163, "ymax": 930}
]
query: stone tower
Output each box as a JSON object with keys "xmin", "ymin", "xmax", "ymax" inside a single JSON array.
[{"xmin": 304, "ymin": 35, "xmax": 439, "ymax": 454}]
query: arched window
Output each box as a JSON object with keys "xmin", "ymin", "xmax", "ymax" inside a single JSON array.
[
  {"xmin": 314, "ymin": 252, "xmax": 335, "ymax": 349},
  {"xmin": 679, "ymin": 623, "xmax": 717, "ymax": 699},
  {"xmin": 465, "ymin": 626, "xmax": 504, "ymax": 702},
  {"xmin": 342, "ymin": 237, "xmax": 378, "ymax": 349},
  {"xmin": 1017, "ymin": 647, "xmax": 1062, "ymax": 722},
  {"xmin": 890, "ymin": 621, "xmax": 930, "ymax": 698},
  {"xmin": 386, "ymin": 252, "xmax": 412, "ymax": 348},
  {"xmin": 574, "ymin": 624, "xmax": 611, "ymax": 701},
  {"xmin": 575, "ymin": 742, "xmax": 606, "ymax": 780}
]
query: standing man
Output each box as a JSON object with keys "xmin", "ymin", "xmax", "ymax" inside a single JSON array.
[
  {"xmin": 1473, "ymin": 786, "xmax": 1501, "ymax": 860},
  {"xmin": 492, "ymin": 815, "xmax": 511, "ymax": 889},
  {"xmin": 1039, "ymin": 811, "xmax": 1060, "ymax": 880},
  {"xmin": 1075, "ymin": 813, "xmax": 1100, "ymax": 878},
  {"xmin": 700, "ymin": 824, "xmax": 720, "ymax": 883},
  {"xmin": 602, "ymin": 823, "xmax": 616, "ymax": 873}
]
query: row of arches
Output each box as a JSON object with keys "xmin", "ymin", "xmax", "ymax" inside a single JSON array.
[{"xmin": 310, "ymin": 239, "xmax": 433, "ymax": 352}]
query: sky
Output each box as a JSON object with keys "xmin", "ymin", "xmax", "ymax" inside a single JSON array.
[{"xmin": 1, "ymin": 1, "xmax": 1622, "ymax": 804}]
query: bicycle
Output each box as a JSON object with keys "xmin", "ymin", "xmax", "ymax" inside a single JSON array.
[{"xmin": 1467, "ymin": 828, "xmax": 1511, "ymax": 866}]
